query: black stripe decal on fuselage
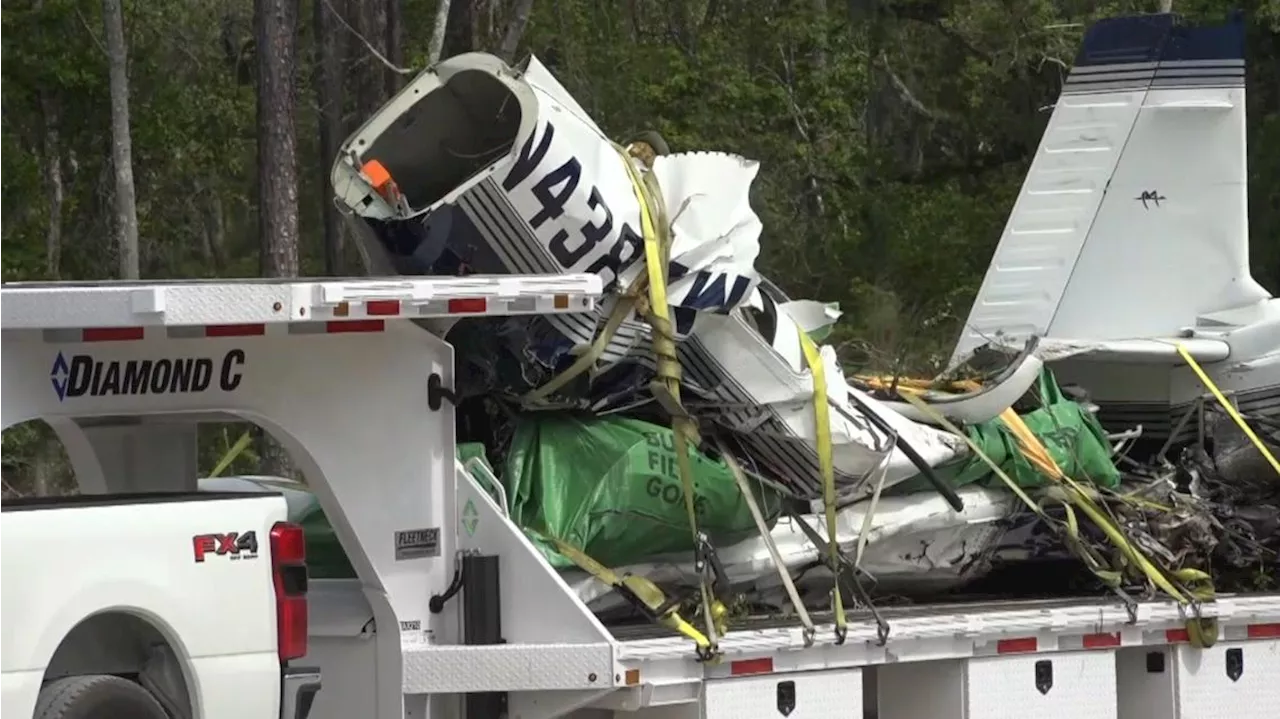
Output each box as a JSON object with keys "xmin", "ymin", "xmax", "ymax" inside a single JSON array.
[{"xmin": 1062, "ymin": 59, "xmax": 1244, "ymax": 94}]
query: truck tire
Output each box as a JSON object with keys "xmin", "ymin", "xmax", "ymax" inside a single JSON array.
[{"xmin": 34, "ymin": 675, "xmax": 169, "ymax": 719}]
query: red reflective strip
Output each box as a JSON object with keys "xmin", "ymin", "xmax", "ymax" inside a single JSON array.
[
  {"xmin": 1247, "ymin": 623, "xmax": 1280, "ymax": 639},
  {"xmin": 447, "ymin": 298, "xmax": 487, "ymax": 314},
  {"xmin": 730, "ymin": 657, "xmax": 774, "ymax": 676},
  {"xmin": 82, "ymin": 327, "xmax": 145, "ymax": 342},
  {"xmin": 996, "ymin": 637, "xmax": 1038, "ymax": 654},
  {"xmin": 1083, "ymin": 632, "xmax": 1121, "ymax": 649},
  {"xmin": 205, "ymin": 324, "xmax": 266, "ymax": 338},
  {"xmin": 365, "ymin": 300, "xmax": 401, "ymax": 316},
  {"xmin": 1165, "ymin": 628, "xmax": 1190, "ymax": 644},
  {"xmin": 325, "ymin": 320, "xmax": 385, "ymax": 333}
]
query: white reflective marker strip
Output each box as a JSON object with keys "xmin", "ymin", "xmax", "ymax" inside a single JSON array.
[{"xmin": 3, "ymin": 275, "xmax": 603, "ymax": 330}]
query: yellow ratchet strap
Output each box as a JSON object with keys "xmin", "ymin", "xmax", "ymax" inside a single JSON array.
[
  {"xmin": 855, "ymin": 375, "xmax": 982, "ymax": 393},
  {"xmin": 898, "ymin": 391, "xmax": 1218, "ymax": 648},
  {"xmin": 797, "ymin": 329, "xmax": 847, "ymax": 642},
  {"xmin": 209, "ymin": 430, "xmax": 254, "ymax": 478},
  {"xmin": 1172, "ymin": 340, "xmax": 1280, "ymax": 644},
  {"xmin": 525, "ymin": 144, "xmax": 687, "ymax": 404},
  {"xmin": 716, "ymin": 436, "xmax": 817, "ymax": 645},
  {"xmin": 617, "ymin": 142, "xmax": 727, "ymax": 658},
  {"xmin": 535, "ymin": 532, "xmax": 713, "ymax": 651},
  {"xmin": 1176, "ymin": 343, "xmax": 1280, "ymax": 476},
  {"xmin": 523, "ymin": 272, "xmax": 647, "ymax": 403},
  {"xmin": 521, "ymin": 141, "xmax": 725, "ymax": 657}
]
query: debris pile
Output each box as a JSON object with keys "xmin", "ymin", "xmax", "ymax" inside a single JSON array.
[{"xmin": 320, "ymin": 46, "xmax": 1279, "ymax": 644}]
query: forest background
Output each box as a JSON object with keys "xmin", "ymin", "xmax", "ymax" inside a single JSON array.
[{"xmin": 3, "ymin": 0, "xmax": 1277, "ymax": 492}]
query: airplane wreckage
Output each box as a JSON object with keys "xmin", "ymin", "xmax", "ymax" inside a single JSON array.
[{"xmin": 313, "ymin": 12, "xmax": 1279, "ymax": 620}]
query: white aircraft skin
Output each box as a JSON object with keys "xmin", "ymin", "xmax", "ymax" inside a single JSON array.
[
  {"xmin": 951, "ymin": 11, "xmax": 1279, "ymax": 444},
  {"xmin": 329, "ymin": 11, "xmax": 1276, "ymax": 483}
]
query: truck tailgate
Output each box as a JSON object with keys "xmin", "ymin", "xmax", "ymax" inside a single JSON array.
[{"xmin": 1, "ymin": 492, "xmax": 289, "ymax": 673}]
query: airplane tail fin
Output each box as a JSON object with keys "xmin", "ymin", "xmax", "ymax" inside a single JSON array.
[{"xmin": 952, "ymin": 12, "xmax": 1270, "ymax": 363}]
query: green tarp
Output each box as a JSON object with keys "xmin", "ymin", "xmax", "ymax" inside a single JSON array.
[
  {"xmin": 295, "ymin": 493, "xmax": 357, "ymax": 579},
  {"xmin": 890, "ymin": 368, "xmax": 1121, "ymax": 494},
  {"xmin": 217, "ymin": 369, "xmax": 1114, "ymax": 577},
  {"xmin": 217, "ymin": 425, "xmax": 784, "ymax": 576},
  {"xmin": 505, "ymin": 415, "xmax": 783, "ymax": 568}
]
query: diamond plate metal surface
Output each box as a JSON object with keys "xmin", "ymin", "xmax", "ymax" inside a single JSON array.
[
  {"xmin": 1, "ymin": 283, "xmax": 298, "ymax": 329},
  {"xmin": 0, "ymin": 275, "xmax": 603, "ymax": 330},
  {"xmin": 400, "ymin": 642, "xmax": 616, "ymax": 693}
]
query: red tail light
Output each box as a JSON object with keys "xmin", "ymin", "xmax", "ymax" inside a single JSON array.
[{"xmin": 270, "ymin": 521, "xmax": 308, "ymax": 662}]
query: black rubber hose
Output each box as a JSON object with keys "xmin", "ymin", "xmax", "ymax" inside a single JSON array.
[
  {"xmin": 751, "ymin": 278, "xmax": 963, "ymax": 511},
  {"xmin": 840, "ymin": 393, "xmax": 966, "ymax": 512}
]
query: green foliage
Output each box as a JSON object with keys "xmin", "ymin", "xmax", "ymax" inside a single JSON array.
[{"xmin": 2, "ymin": 0, "xmax": 1279, "ymax": 493}]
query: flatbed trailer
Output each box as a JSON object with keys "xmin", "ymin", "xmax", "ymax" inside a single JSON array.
[{"xmin": 4, "ymin": 276, "xmax": 1279, "ymax": 719}]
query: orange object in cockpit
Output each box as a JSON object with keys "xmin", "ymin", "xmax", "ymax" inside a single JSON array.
[{"xmin": 360, "ymin": 159, "xmax": 399, "ymax": 201}]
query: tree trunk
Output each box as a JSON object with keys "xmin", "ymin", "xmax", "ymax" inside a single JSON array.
[
  {"xmin": 444, "ymin": 0, "xmax": 475, "ymax": 57},
  {"xmin": 498, "ymin": 0, "xmax": 536, "ymax": 62},
  {"xmin": 339, "ymin": 0, "xmax": 362, "ymax": 129},
  {"xmin": 805, "ymin": 0, "xmax": 828, "ymax": 218},
  {"xmin": 210, "ymin": 193, "xmax": 226, "ymax": 271},
  {"xmin": 102, "ymin": 0, "xmax": 140, "ymax": 280},
  {"xmin": 315, "ymin": 0, "xmax": 346, "ymax": 275},
  {"xmin": 386, "ymin": 0, "xmax": 404, "ymax": 94},
  {"xmin": 428, "ymin": 0, "xmax": 453, "ymax": 64},
  {"xmin": 197, "ymin": 185, "xmax": 226, "ymax": 273},
  {"xmin": 255, "ymin": 0, "xmax": 301, "ymax": 478},
  {"xmin": 32, "ymin": 439, "xmax": 57, "ymax": 497},
  {"xmin": 861, "ymin": 0, "xmax": 890, "ymax": 281},
  {"xmin": 256, "ymin": 0, "xmax": 301, "ymax": 279},
  {"xmin": 252, "ymin": 426, "xmax": 295, "ymax": 480},
  {"xmin": 34, "ymin": 0, "xmax": 59, "ymax": 280},
  {"xmin": 40, "ymin": 92, "xmax": 64, "ymax": 279},
  {"xmin": 354, "ymin": 0, "xmax": 389, "ymax": 116}
]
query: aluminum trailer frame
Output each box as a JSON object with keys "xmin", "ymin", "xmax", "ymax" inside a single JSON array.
[{"xmin": 4, "ymin": 275, "xmax": 1279, "ymax": 719}]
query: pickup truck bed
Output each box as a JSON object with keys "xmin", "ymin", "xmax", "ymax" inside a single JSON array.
[
  {"xmin": 1, "ymin": 490, "xmax": 305, "ymax": 719},
  {"xmin": 2, "ymin": 490, "xmax": 276, "ymax": 511}
]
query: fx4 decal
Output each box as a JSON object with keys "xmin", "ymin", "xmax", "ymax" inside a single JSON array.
[{"xmin": 193, "ymin": 531, "xmax": 260, "ymax": 563}]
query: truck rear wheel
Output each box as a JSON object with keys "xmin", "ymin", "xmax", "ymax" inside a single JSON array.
[{"xmin": 34, "ymin": 675, "xmax": 169, "ymax": 719}]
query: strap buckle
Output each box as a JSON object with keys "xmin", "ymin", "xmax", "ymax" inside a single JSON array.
[{"xmin": 695, "ymin": 532, "xmax": 730, "ymax": 599}]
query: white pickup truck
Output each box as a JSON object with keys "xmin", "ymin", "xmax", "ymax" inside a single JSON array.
[
  {"xmin": 1, "ymin": 274, "xmax": 1278, "ymax": 719},
  {"xmin": 1, "ymin": 490, "xmax": 320, "ymax": 719}
]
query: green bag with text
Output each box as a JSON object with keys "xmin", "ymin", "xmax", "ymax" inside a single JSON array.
[
  {"xmin": 503, "ymin": 415, "xmax": 783, "ymax": 568},
  {"xmin": 892, "ymin": 368, "xmax": 1121, "ymax": 493}
]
